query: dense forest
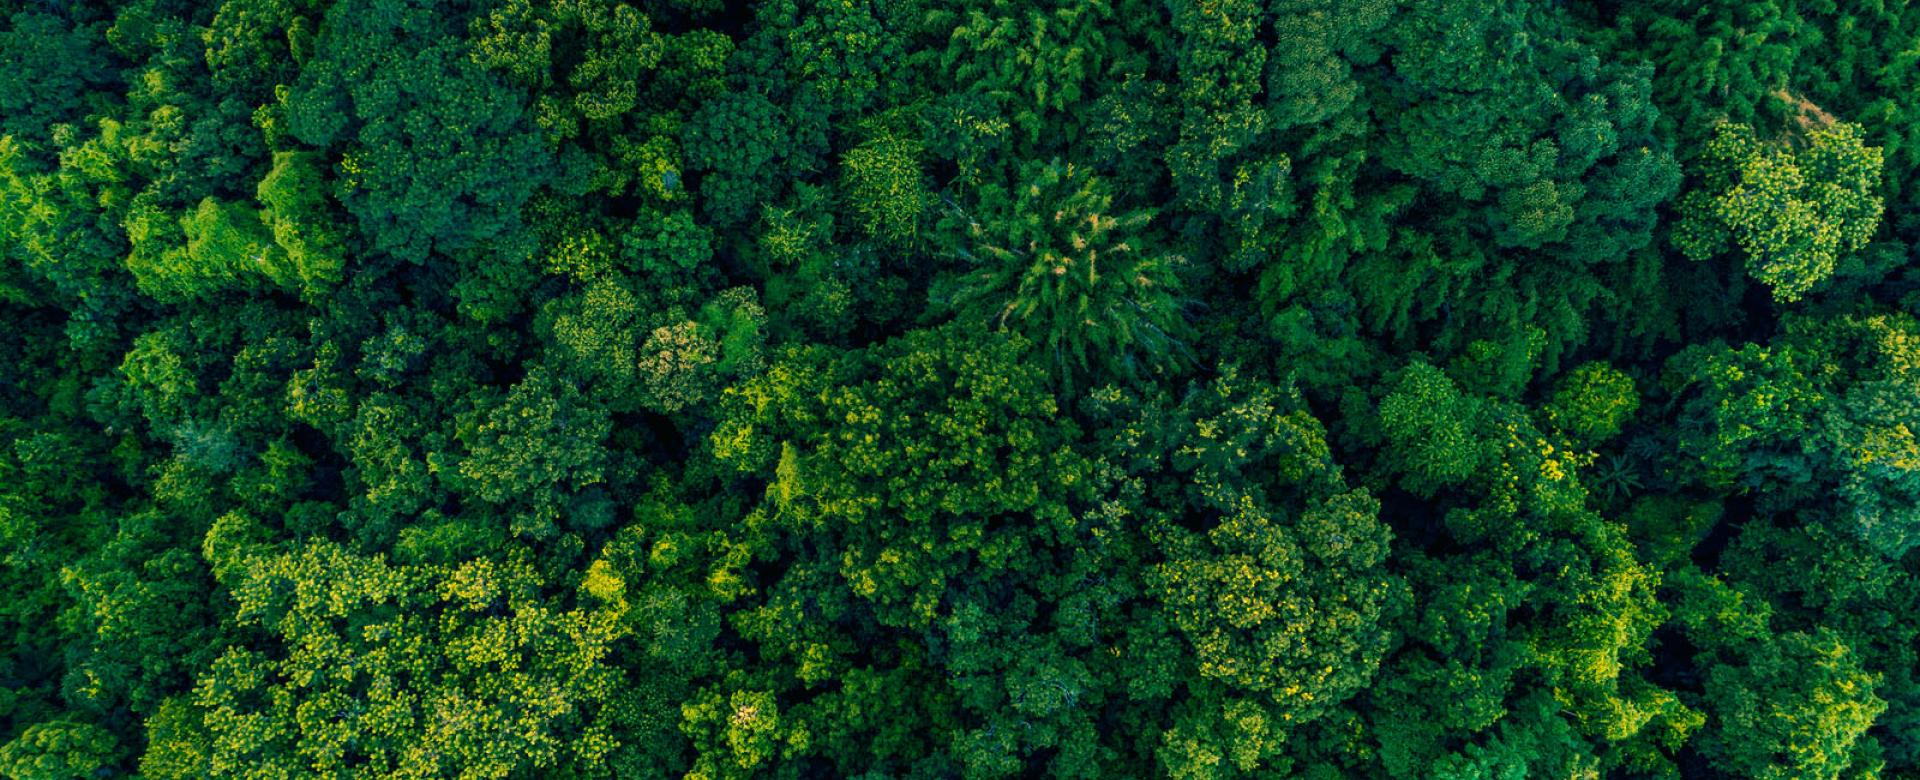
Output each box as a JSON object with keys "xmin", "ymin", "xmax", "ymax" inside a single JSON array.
[{"xmin": 2, "ymin": 0, "xmax": 1919, "ymax": 777}]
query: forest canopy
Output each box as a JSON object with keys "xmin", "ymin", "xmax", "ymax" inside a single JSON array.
[{"xmin": 4, "ymin": 0, "xmax": 1920, "ymax": 778}]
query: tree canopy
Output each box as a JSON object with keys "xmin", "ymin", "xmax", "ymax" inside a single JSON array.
[{"xmin": 4, "ymin": 0, "xmax": 1919, "ymax": 777}]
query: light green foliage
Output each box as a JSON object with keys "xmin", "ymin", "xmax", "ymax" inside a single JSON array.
[
  {"xmin": 0, "ymin": 122, "xmax": 141, "ymax": 351},
  {"xmin": 1151, "ymin": 490, "xmax": 1395, "ymax": 724},
  {"xmin": 118, "ymin": 326, "xmax": 201, "ymax": 429},
  {"xmin": 200, "ymin": 510, "xmax": 269, "ymax": 587},
  {"xmin": 540, "ymin": 221, "xmax": 618, "ymax": 281},
  {"xmin": 945, "ymin": 159, "xmax": 1188, "ymax": 388},
  {"xmin": 255, "ymin": 151, "xmax": 346, "ymax": 299},
  {"xmin": 1378, "ymin": 362, "xmax": 1482, "ymax": 494},
  {"xmin": 468, "ymin": 0, "xmax": 666, "ymax": 133},
  {"xmin": 630, "ymin": 287, "xmax": 764, "ymax": 416},
  {"xmin": 707, "ymin": 327, "xmax": 1124, "ymax": 776},
  {"xmin": 1084, "ymin": 372, "xmax": 1404, "ymax": 776},
  {"xmin": 0, "ymin": 720, "xmax": 121, "ymax": 780},
  {"xmin": 1700, "ymin": 630, "xmax": 1885, "ymax": 780},
  {"xmin": 638, "ymin": 320, "xmax": 718, "ymax": 413},
  {"xmin": 1367, "ymin": 371, "xmax": 1682, "ymax": 773},
  {"xmin": 1713, "ymin": 516, "xmax": 1920, "ymax": 768},
  {"xmin": 699, "ymin": 286, "xmax": 768, "ymax": 379},
  {"xmin": 1674, "ymin": 122, "xmax": 1885, "ymax": 302},
  {"xmin": 126, "ymin": 197, "xmax": 292, "ymax": 302},
  {"xmin": 1163, "ymin": 0, "xmax": 1266, "ymax": 212},
  {"xmin": 172, "ymin": 199, "xmax": 288, "ymax": 292},
  {"xmin": 187, "ymin": 541, "xmax": 626, "ymax": 779},
  {"xmin": 55, "ymin": 508, "xmax": 223, "ymax": 724},
  {"xmin": 680, "ymin": 688, "xmax": 804, "ymax": 779},
  {"xmin": 138, "ymin": 697, "xmax": 211, "ymax": 779},
  {"xmin": 840, "ymin": 127, "xmax": 929, "ymax": 244},
  {"xmin": 1530, "ymin": 523, "xmax": 1672, "ymax": 743},
  {"xmin": 1546, "ymin": 362, "xmax": 1640, "ymax": 444},
  {"xmin": 721, "ymin": 327, "xmax": 1076, "ymax": 621}
]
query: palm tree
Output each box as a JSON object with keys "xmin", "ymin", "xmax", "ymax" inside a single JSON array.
[{"xmin": 946, "ymin": 159, "xmax": 1190, "ymax": 390}]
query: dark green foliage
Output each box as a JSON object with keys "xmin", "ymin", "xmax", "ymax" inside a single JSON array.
[
  {"xmin": 928, "ymin": 0, "xmax": 1112, "ymax": 144},
  {"xmin": 451, "ymin": 366, "xmax": 612, "ymax": 537},
  {"xmin": 4, "ymin": 0, "xmax": 1920, "ymax": 777},
  {"xmin": 682, "ymin": 91, "xmax": 790, "ymax": 227},
  {"xmin": 286, "ymin": 0, "xmax": 552, "ymax": 262},
  {"xmin": 1668, "ymin": 309, "xmax": 1920, "ymax": 557},
  {"xmin": 0, "ymin": 12, "xmax": 111, "ymax": 157},
  {"xmin": 1377, "ymin": 362, "xmax": 1482, "ymax": 494}
]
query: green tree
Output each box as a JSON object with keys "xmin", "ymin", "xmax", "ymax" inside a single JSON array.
[
  {"xmin": 254, "ymin": 151, "xmax": 347, "ymax": 300},
  {"xmin": 467, "ymin": 0, "xmax": 669, "ymax": 154},
  {"xmin": 682, "ymin": 91, "xmax": 790, "ymax": 227},
  {"xmin": 1606, "ymin": 0, "xmax": 1804, "ymax": 146},
  {"xmin": 637, "ymin": 320, "xmax": 717, "ymax": 414},
  {"xmin": 285, "ymin": 0, "xmax": 552, "ymax": 262},
  {"xmin": 175, "ymin": 541, "xmax": 626, "ymax": 779},
  {"xmin": 1149, "ymin": 489, "xmax": 1397, "ymax": 727},
  {"xmin": 0, "ymin": 12, "xmax": 111, "ymax": 156},
  {"xmin": 0, "ymin": 719, "xmax": 122, "ymax": 780},
  {"xmin": 6, "ymin": 0, "xmax": 1920, "ymax": 776},
  {"xmin": 1673, "ymin": 122, "xmax": 1885, "ymax": 302},
  {"xmin": 1666, "ymin": 310, "xmax": 1920, "ymax": 557},
  {"xmin": 126, "ymin": 197, "xmax": 296, "ymax": 302},
  {"xmin": 941, "ymin": 159, "xmax": 1190, "ymax": 389},
  {"xmin": 780, "ymin": 0, "xmax": 904, "ymax": 118},
  {"xmin": 1545, "ymin": 362, "xmax": 1640, "ymax": 445},
  {"xmin": 840, "ymin": 125, "xmax": 929, "ymax": 245},
  {"xmin": 201, "ymin": 0, "xmax": 305, "ymax": 96},
  {"xmin": 1666, "ymin": 340, "xmax": 1822, "ymax": 489},
  {"xmin": 1699, "ymin": 630, "xmax": 1885, "ymax": 780},
  {"xmin": 1377, "ymin": 362, "xmax": 1483, "ymax": 495},
  {"xmin": 543, "ymin": 276, "xmax": 643, "ymax": 396},
  {"xmin": 928, "ymin": 0, "xmax": 1113, "ymax": 142},
  {"xmin": 451, "ymin": 367, "xmax": 612, "ymax": 537}
]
